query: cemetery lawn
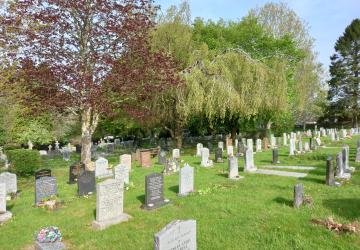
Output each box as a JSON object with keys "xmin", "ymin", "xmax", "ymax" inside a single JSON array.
[{"xmin": 1, "ymin": 137, "xmax": 360, "ymax": 250}]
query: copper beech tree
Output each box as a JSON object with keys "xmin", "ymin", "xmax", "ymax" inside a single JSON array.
[{"xmin": 1, "ymin": 0, "xmax": 179, "ymax": 168}]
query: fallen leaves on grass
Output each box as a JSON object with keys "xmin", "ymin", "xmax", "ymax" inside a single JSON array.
[{"xmin": 312, "ymin": 217, "xmax": 360, "ymax": 234}]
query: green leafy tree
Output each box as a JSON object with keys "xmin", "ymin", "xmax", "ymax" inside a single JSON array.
[{"xmin": 326, "ymin": 19, "xmax": 360, "ymax": 127}]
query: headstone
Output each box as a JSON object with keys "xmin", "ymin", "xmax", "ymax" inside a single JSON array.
[
  {"xmin": 355, "ymin": 147, "xmax": 360, "ymax": 163},
  {"xmin": 92, "ymin": 179, "xmax": 131, "ymax": 230},
  {"xmin": 293, "ymin": 183, "xmax": 304, "ymax": 208},
  {"xmin": 77, "ymin": 171, "xmax": 96, "ymax": 196},
  {"xmin": 172, "ymin": 149, "xmax": 180, "ymax": 160},
  {"xmin": 342, "ymin": 146, "xmax": 355, "ymax": 173},
  {"xmin": 0, "ymin": 183, "xmax": 12, "ymax": 223},
  {"xmin": 39, "ymin": 150, "xmax": 48, "ymax": 156},
  {"xmin": 315, "ymin": 137, "xmax": 321, "ymax": 146},
  {"xmin": 157, "ymin": 151, "xmax": 167, "ymax": 165},
  {"xmin": 163, "ymin": 159, "xmax": 180, "ymax": 175},
  {"xmin": 326, "ymin": 156, "xmax": 335, "ymax": 186},
  {"xmin": 272, "ymin": 149, "xmax": 279, "ymax": 164},
  {"xmin": 244, "ymin": 147, "xmax": 256, "ymax": 172},
  {"xmin": 120, "ymin": 154, "xmax": 132, "ymax": 171},
  {"xmin": 215, "ymin": 147, "xmax": 224, "ymax": 163},
  {"xmin": 35, "ymin": 169, "xmax": 51, "ymax": 180},
  {"xmin": 200, "ymin": 148, "xmax": 213, "ymax": 167},
  {"xmin": 270, "ymin": 136, "xmax": 276, "ymax": 149},
  {"xmin": 62, "ymin": 147, "xmax": 71, "ymax": 161},
  {"xmin": 218, "ymin": 141, "xmax": 224, "ymax": 152},
  {"xmin": 154, "ymin": 220, "xmax": 196, "ymax": 250},
  {"xmin": 255, "ymin": 139, "xmax": 262, "ymax": 152},
  {"xmin": 289, "ymin": 138, "xmax": 295, "ymax": 156},
  {"xmin": 196, "ymin": 143, "xmax": 203, "ymax": 157},
  {"xmin": 140, "ymin": 150, "xmax": 152, "ymax": 168},
  {"xmin": 226, "ymin": 146, "xmax": 234, "ymax": 157},
  {"xmin": 28, "ymin": 140, "xmax": 33, "ymax": 150},
  {"xmin": 309, "ymin": 138, "xmax": 315, "ymax": 150},
  {"xmin": 179, "ymin": 164, "xmax": 194, "ymax": 196},
  {"xmin": 297, "ymin": 140, "xmax": 303, "ymax": 153},
  {"xmin": 35, "ymin": 177, "xmax": 57, "ymax": 205},
  {"xmin": 357, "ymin": 139, "xmax": 360, "ymax": 148},
  {"xmin": 142, "ymin": 173, "xmax": 169, "ymax": 210},
  {"xmin": 68, "ymin": 162, "xmax": 85, "ymax": 184},
  {"xmin": 336, "ymin": 152, "xmax": 351, "ymax": 179},
  {"xmin": 0, "ymin": 172, "xmax": 17, "ymax": 194},
  {"xmin": 114, "ymin": 164, "xmax": 130, "ymax": 185},
  {"xmin": 228, "ymin": 156, "xmax": 243, "ymax": 180},
  {"xmin": 95, "ymin": 157, "xmax": 112, "ymax": 178},
  {"xmin": 304, "ymin": 142, "xmax": 310, "ymax": 152},
  {"xmin": 283, "ymin": 133, "xmax": 287, "ymax": 146}
]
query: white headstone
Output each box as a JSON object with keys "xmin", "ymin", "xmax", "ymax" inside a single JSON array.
[
  {"xmin": 218, "ymin": 142, "xmax": 224, "ymax": 152},
  {"xmin": 244, "ymin": 147, "xmax": 256, "ymax": 172},
  {"xmin": 196, "ymin": 143, "xmax": 203, "ymax": 157},
  {"xmin": 120, "ymin": 154, "xmax": 132, "ymax": 171},
  {"xmin": 200, "ymin": 148, "xmax": 213, "ymax": 167},
  {"xmin": 95, "ymin": 157, "xmax": 112, "ymax": 178},
  {"xmin": 172, "ymin": 149, "xmax": 180, "ymax": 159},
  {"xmin": 179, "ymin": 164, "xmax": 194, "ymax": 196},
  {"xmin": 39, "ymin": 150, "xmax": 47, "ymax": 156},
  {"xmin": 289, "ymin": 138, "xmax": 295, "ymax": 156},
  {"xmin": 270, "ymin": 136, "xmax": 276, "ymax": 148},
  {"xmin": 92, "ymin": 179, "xmax": 131, "ymax": 230},
  {"xmin": 0, "ymin": 172, "xmax": 17, "ymax": 194},
  {"xmin": 154, "ymin": 220, "xmax": 196, "ymax": 250},
  {"xmin": 283, "ymin": 133, "xmax": 287, "ymax": 146},
  {"xmin": 256, "ymin": 139, "xmax": 262, "ymax": 152},
  {"xmin": 114, "ymin": 164, "xmax": 130, "ymax": 185},
  {"xmin": 304, "ymin": 142, "xmax": 310, "ymax": 152}
]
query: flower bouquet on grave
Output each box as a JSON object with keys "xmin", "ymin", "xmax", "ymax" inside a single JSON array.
[
  {"xmin": 35, "ymin": 226, "xmax": 62, "ymax": 243},
  {"xmin": 39, "ymin": 195, "xmax": 63, "ymax": 210}
]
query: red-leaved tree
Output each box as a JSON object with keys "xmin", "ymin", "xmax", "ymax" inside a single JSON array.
[{"xmin": 0, "ymin": 0, "xmax": 179, "ymax": 168}]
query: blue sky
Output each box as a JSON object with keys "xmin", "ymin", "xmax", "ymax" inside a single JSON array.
[{"xmin": 156, "ymin": 0, "xmax": 360, "ymax": 70}]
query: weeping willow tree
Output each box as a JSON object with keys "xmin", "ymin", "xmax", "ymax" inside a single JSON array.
[{"xmin": 185, "ymin": 50, "xmax": 288, "ymax": 139}]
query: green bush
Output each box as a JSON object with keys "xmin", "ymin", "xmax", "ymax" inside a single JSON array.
[{"xmin": 7, "ymin": 149, "xmax": 41, "ymax": 176}]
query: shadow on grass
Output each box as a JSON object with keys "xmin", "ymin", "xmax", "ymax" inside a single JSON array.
[
  {"xmin": 216, "ymin": 173, "xmax": 228, "ymax": 178},
  {"xmin": 136, "ymin": 194, "xmax": 145, "ymax": 204},
  {"xmin": 273, "ymin": 197, "xmax": 293, "ymax": 207},
  {"xmin": 168, "ymin": 185, "xmax": 178, "ymax": 194},
  {"xmin": 300, "ymin": 177, "xmax": 325, "ymax": 184},
  {"xmin": 323, "ymin": 199, "xmax": 360, "ymax": 220}
]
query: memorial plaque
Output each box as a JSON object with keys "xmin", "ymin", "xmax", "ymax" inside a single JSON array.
[
  {"xmin": 179, "ymin": 164, "xmax": 194, "ymax": 196},
  {"xmin": 0, "ymin": 172, "xmax": 17, "ymax": 194},
  {"xmin": 142, "ymin": 173, "xmax": 169, "ymax": 210},
  {"xmin": 68, "ymin": 162, "xmax": 85, "ymax": 184},
  {"xmin": 35, "ymin": 177, "xmax": 57, "ymax": 205},
  {"xmin": 154, "ymin": 220, "xmax": 196, "ymax": 250},
  {"xmin": 77, "ymin": 171, "xmax": 96, "ymax": 196},
  {"xmin": 35, "ymin": 169, "xmax": 51, "ymax": 180},
  {"xmin": 92, "ymin": 179, "xmax": 131, "ymax": 230}
]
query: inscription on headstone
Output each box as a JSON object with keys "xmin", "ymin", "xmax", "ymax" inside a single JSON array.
[
  {"xmin": 154, "ymin": 220, "xmax": 196, "ymax": 250},
  {"xmin": 35, "ymin": 177, "xmax": 57, "ymax": 205}
]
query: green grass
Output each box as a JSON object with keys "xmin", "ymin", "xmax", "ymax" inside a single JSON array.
[{"xmin": 1, "ymin": 136, "xmax": 360, "ymax": 250}]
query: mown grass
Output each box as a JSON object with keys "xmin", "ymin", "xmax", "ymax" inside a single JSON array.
[{"xmin": 0, "ymin": 136, "xmax": 359, "ymax": 250}]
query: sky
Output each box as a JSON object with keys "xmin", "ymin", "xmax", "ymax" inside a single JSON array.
[{"xmin": 155, "ymin": 0, "xmax": 360, "ymax": 70}]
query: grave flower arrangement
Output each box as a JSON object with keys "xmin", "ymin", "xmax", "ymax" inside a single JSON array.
[{"xmin": 35, "ymin": 226, "xmax": 62, "ymax": 243}]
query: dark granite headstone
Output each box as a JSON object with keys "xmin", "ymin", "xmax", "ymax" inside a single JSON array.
[
  {"xmin": 215, "ymin": 147, "xmax": 224, "ymax": 163},
  {"xmin": 77, "ymin": 171, "xmax": 96, "ymax": 196},
  {"xmin": 272, "ymin": 149, "xmax": 279, "ymax": 164},
  {"xmin": 35, "ymin": 176, "xmax": 57, "ymax": 205},
  {"xmin": 142, "ymin": 173, "xmax": 169, "ymax": 210},
  {"xmin": 157, "ymin": 151, "xmax": 167, "ymax": 165},
  {"xmin": 35, "ymin": 169, "xmax": 52, "ymax": 180},
  {"xmin": 75, "ymin": 145, "xmax": 81, "ymax": 153},
  {"xmin": 69, "ymin": 162, "xmax": 85, "ymax": 184}
]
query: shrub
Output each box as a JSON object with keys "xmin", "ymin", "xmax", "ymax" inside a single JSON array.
[{"xmin": 7, "ymin": 149, "xmax": 41, "ymax": 176}]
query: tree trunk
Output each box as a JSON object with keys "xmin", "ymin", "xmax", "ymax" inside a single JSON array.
[
  {"xmin": 81, "ymin": 107, "xmax": 99, "ymax": 170},
  {"xmin": 231, "ymin": 127, "xmax": 237, "ymax": 140},
  {"xmin": 174, "ymin": 126, "xmax": 182, "ymax": 149},
  {"xmin": 266, "ymin": 120, "xmax": 272, "ymax": 138}
]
